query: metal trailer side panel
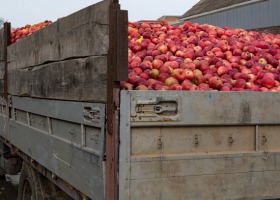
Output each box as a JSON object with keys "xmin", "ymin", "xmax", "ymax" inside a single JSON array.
[
  {"xmin": 119, "ymin": 91, "xmax": 280, "ymax": 200},
  {"xmin": 0, "ymin": 96, "xmax": 9, "ymax": 140},
  {"xmin": 7, "ymin": 96, "xmax": 106, "ymax": 200}
]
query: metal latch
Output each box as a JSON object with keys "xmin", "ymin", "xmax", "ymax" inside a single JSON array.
[
  {"xmin": 83, "ymin": 107, "xmax": 101, "ymax": 122},
  {"xmin": 137, "ymin": 104, "xmax": 177, "ymax": 114},
  {"xmin": 154, "ymin": 105, "xmax": 177, "ymax": 114},
  {"xmin": 131, "ymin": 96, "xmax": 180, "ymax": 122}
]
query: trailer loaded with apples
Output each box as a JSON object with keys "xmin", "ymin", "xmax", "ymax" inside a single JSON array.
[{"xmin": 1, "ymin": 0, "xmax": 280, "ymax": 199}]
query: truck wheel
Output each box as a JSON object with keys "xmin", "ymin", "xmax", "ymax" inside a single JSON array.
[{"xmin": 17, "ymin": 162, "xmax": 43, "ymax": 200}]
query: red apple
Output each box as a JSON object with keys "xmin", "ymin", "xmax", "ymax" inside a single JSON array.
[
  {"xmin": 261, "ymin": 76, "xmax": 275, "ymax": 89},
  {"xmin": 152, "ymin": 59, "xmax": 163, "ymax": 69},
  {"xmin": 181, "ymin": 79, "xmax": 193, "ymax": 90},
  {"xmin": 234, "ymin": 79, "xmax": 246, "ymax": 88},
  {"xmin": 209, "ymin": 77, "xmax": 223, "ymax": 90},
  {"xmin": 183, "ymin": 69, "xmax": 195, "ymax": 81},
  {"xmin": 169, "ymin": 84, "xmax": 183, "ymax": 90},
  {"xmin": 156, "ymin": 71, "xmax": 169, "ymax": 82},
  {"xmin": 217, "ymin": 66, "xmax": 228, "ymax": 76}
]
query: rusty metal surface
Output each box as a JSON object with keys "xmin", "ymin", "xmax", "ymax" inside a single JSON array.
[
  {"xmin": 106, "ymin": 2, "xmax": 120, "ymax": 200},
  {"xmin": 106, "ymin": 2, "xmax": 127, "ymax": 200}
]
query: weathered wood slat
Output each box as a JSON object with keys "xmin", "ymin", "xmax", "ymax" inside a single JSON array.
[
  {"xmin": 0, "ymin": 61, "xmax": 4, "ymax": 79},
  {"xmin": 8, "ymin": 56, "xmax": 107, "ymax": 102},
  {"xmin": 0, "ymin": 28, "xmax": 4, "ymax": 61},
  {"xmin": 0, "ymin": 80, "xmax": 4, "ymax": 94},
  {"xmin": 8, "ymin": 0, "xmax": 110, "ymax": 71}
]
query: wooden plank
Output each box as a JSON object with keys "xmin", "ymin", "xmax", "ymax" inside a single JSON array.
[
  {"xmin": 0, "ymin": 60, "xmax": 4, "ymax": 93},
  {"xmin": 0, "ymin": 80, "xmax": 4, "ymax": 94},
  {"xmin": 116, "ymin": 10, "xmax": 128, "ymax": 81},
  {"xmin": 3, "ymin": 23, "xmax": 11, "ymax": 100},
  {"xmin": 0, "ymin": 61, "xmax": 4, "ymax": 79},
  {"xmin": 0, "ymin": 28, "xmax": 3, "ymax": 61},
  {"xmin": 8, "ymin": 56, "xmax": 107, "ymax": 102},
  {"xmin": 8, "ymin": 0, "xmax": 110, "ymax": 70}
]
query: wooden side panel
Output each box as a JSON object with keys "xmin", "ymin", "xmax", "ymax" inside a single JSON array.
[
  {"xmin": 8, "ymin": 56, "xmax": 107, "ymax": 102},
  {"xmin": 0, "ymin": 29, "xmax": 4, "ymax": 95},
  {"xmin": 7, "ymin": 0, "xmax": 110, "ymax": 70},
  {"xmin": 0, "ymin": 79, "xmax": 4, "ymax": 94},
  {"xmin": 0, "ymin": 61, "xmax": 5, "ymax": 80},
  {"xmin": 0, "ymin": 28, "xmax": 4, "ymax": 61},
  {"xmin": 1, "ymin": 23, "xmax": 10, "ymax": 98},
  {"xmin": 8, "ymin": 23, "xmax": 60, "ymax": 71}
]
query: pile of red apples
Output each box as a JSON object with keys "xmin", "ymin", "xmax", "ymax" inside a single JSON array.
[
  {"xmin": 122, "ymin": 21, "xmax": 280, "ymax": 91},
  {"xmin": 10, "ymin": 20, "xmax": 52, "ymax": 44}
]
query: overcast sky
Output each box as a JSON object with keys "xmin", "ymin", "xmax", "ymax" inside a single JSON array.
[{"xmin": 0, "ymin": 0, "xmax": 199, "ymax": 28}]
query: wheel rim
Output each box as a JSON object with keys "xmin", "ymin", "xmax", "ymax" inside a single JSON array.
[{"xmin": 22, "ymin": 178, "xmax": 33, "ymax": 200}]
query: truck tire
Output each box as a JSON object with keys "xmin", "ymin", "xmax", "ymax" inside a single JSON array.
[
  {"xmin": 18, "ymin": 162, "xmax": 73, "ymax": 200},
  {"xmin": 17, "ymin": 162, "xmax": 43, "ymax": 200}
]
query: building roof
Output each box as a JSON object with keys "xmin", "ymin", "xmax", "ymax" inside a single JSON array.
[{"xmin": 180, "ymin": 0, "xmax": 258, "ymax": 20}]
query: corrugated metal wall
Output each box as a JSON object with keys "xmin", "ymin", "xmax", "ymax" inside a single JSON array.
[{"xmin": 187, "ymin": 0, "xmax": 279, "ymax": 30}]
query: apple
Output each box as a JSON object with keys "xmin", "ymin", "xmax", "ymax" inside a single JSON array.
[
  {"xmin": 173, "ymin": 69, "xmax": 186, "ymax": 82},
  {"xmin": 169, "ymin": 61, "xmax": 179, "ymax": 69},
  {"xmin": 234, "ymin": 79, "xmax": 246, "ymax": 88},
  {"xmin": 133, "ymin": 67, "xmax": 143, "ymax": 75},
  {"xmin": 217, "ymin": 66, "xmax": 228, "ymax": 76},
  {"xmin": 152, "ymin": 59, "xmax": 163, "ymax": 69},
  {"xmin": 209, "ymin": 77, "xmax": 223, "ymax": 90},
  {"xmin": 121, "ymin": 82, "xmax": 133, "ymax": 90},
  {"xmin": 198, "ymin": 83, "xmax": 211, "ymax": 91},
  {"xmin": 159, "ymin": 65, "xmax": 173, "ymax": 75},
  {"xmin": 165, "ymin": 77, "xmax": 179, "ymax": 87},
  {"xmin": 158, "ymin": 45, "xmax": 168, "ymax": 54},
  {"xmin": 181, "ymin": 80, "xmax": 193, "ymax": 90},
  {"xmin": 261, "ymin": 76, "xmax": 275, "ymax": 89},
  {"xmin": 158, "ymin": 73, "xmax": 170, "ymax": 83},
  {"xmin": 139, "ymin": 73, "xmax": 149, "ymax": 80},
  {"xmin": 259, "ymin": 58, "xmax": 268, "ymax": 65},
  {"xmin": 149, "ymin": 69, "xmax": 160, "ymax": 79},
  {"xmin": 128, "ymin": 74, "xmax": 139, "ymax": 84},
  {"xmin": 169, "ymin": 84, "xmax": 183, "ymax": 90},
  {"xmin": 184, "ymin": 69, "xmax": 195, "ymax": 80},
  {"xmin": 136, "ymin": 85, "xmax": 149, "ymax": 90},
  {"xmin": 193, "ymin": 75, "xmax": 207, "ymax": 85}
]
